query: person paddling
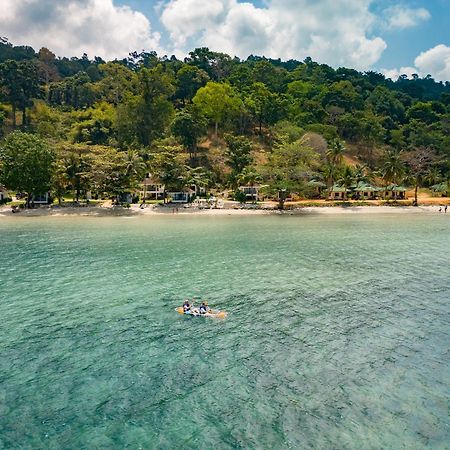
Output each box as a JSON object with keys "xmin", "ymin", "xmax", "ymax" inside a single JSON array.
[
  {"xmin": 199, "ymin": 301, "xmax": 209, "ymax": 315},
  {"xmin": 183, "ymin": 299, "xmax": 191, "ymax": 313}
]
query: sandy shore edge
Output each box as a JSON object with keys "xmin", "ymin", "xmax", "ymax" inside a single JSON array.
[{"xmin": 0, "ymin": 203, "xmax": 446, "ymax": 217}]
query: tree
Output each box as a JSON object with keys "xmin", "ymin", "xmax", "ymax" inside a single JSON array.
[
  {"xmin": 186, "ymin": 48, "xmax": 236, "ymax": 81},
  {"xmin": 171, "ymin": 108, "xmax": 207, "ymax": 162},
  {"xmin": 48, "ymin": 72, "xmax": 96, "ymax": 109},
  {"xmin": 246, "ymin": 82, "xmax": 282, "ymax": 134},
  {"xmin": 0, "ymin": 60, "xmax": 41, "ymax": 127},
  {"xmin": 193, "ymin": 81, "xmax": 242, "ymax": 135},
  {"xmin": 186, "ymin": 166, "xmax": 211, "ymax": 195},
  {"xmin": 262, "ymin": 136, "xmax": 319, "ymax": 209},
  {"xmin": 237, "ymin": 167, "xmax": 262, "ymax": 203},
  {"xmin": 321, "ymin": 80, "xmax": 363, "ymax": 112},
  {"xmin": 251, "ymin": 60, "xmax": 287, "ymax": 93},
  {"xmin": 224, "ymin": 134, "xmax": 253, "ymax": 187},
  {"xmin": 148, "ymin": 144, "xmax": 187, "ymax": 202},
  {"xmin": 55, "ymin": 143, "xmax": 92, "ymax": 202},
  {"xmin": 97, "ymin": 62, "xmax": 137, "ymax": 105},
  {"xmin": 402, "ymin": 147, "xmax": 437, "ymax": 206},
  {"xmin": 0, "ymin": 132, "xmax": 55, "ymax": 207},
  {"xmin": 175, "ymin": 64, "xmax": 209, "ymax": 104},
  {"xmin": 336, "ymin": 165, "xmax": 354, "ymax": 200},
  {"xmin": 117, "ymin": 65, "xmax": 175, "ymax": 148},
  {"xmin": 325, "ymin": 139, "xmax": 345, "ymax": 194},
  {"xmin": 326, "ymin": 139, "xmax": 345, "ymax": 166},
  {"xmin": 71, "ymin": 102, "xmax": 116, "ymax": 145},
  {"xmin": 379, "ymin": 149, "xmax": 406, "ymax": 199}
]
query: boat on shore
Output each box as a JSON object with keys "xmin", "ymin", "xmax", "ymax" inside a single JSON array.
[{"xmin": 176, "ymin": 306, "xmax": 227, "ymax": 318}]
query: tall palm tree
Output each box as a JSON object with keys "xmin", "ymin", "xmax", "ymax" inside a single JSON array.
[
  {"xmin": 353, "ymin": 164, "xmax": 372, "ymax": 185},
  {"xmin": 186, "ymin": 166, "xmax": 211, "ymax": 197},
  {"xmin": 326, "ymin": 140, "xmax": 345, "ymax": 166},
  {"xmin": 325, "ymin": 140, "xmax": 345, "ymax": 195},
  {"xmin": 380, "ymin": 150, "xmax": 405, "ymax": 200},
  {"xmin": 337, "ymin": 165, "xmax": 354, "ymax": 200},
  {"xmin": 124, "ymin": 150, "xmax": 146, "ymax": 202}
]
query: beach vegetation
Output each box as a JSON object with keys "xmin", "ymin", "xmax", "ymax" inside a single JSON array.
[
  {"xmin": 0, "ymin": 131, "xmax": 55, "ymax": 207},
  {"xmin": 0, "ymin": 39, "xmax": 449, "ymax": 207}
]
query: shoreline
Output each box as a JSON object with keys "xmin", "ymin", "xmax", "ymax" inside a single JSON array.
[{"xmin": 0, "ymin": 203, "xmax": 447, "ymax": 218}]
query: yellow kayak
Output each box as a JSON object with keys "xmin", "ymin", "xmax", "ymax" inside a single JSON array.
[{"xmin": 176, "ymin": 306, "xmax": 227, "ymax": 318}]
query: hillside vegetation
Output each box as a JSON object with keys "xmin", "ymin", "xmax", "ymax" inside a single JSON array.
[{"xmin": 0, "ymin": 38, "xmax": 449, "ymax": 207}]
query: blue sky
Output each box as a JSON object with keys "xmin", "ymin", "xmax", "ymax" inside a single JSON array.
[{"xmin": 1, "ymin": 0, "xmax": 449, "ymax": 80}]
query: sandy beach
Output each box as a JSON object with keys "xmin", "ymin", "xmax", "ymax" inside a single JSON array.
[{"xmin": 0, "ymin": 202, "xmax": 446, "ymax": 218}]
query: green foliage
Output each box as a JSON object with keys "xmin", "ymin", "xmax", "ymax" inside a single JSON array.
[
  {"xmin": 224, "ymin": 134, "xmax": 253, "ymax": 185},
  {"xmin": 48, "ymin": 72, "xmax": 97, "ymax": 109},
  {"xmin": 234, "ymin": 189, "xmax": 247, "ymax": 203},
  {"xmin": 0, "ymin": 59, "xmax": 41, "ymax": 126},
  {"xmin": 175, "ymin": 64, "xmax": 209, "ymax": 103},
  {"xmin": 193, "ymin": 82, "xmax": 242, "ymax": 135},
  {"xmin": 97, "ymin": 63, "xmax": 137, "ymax": 104},
  {"xmin": 70, "ymin": 102, "xmax": 116, "ymax": 145},
  {"xmin": 0, "ymin": 40, "xmax": 449, "ymax": 204},
  {"xmin": 171, "ymin": 108, "xmax": 207, "ymax": 159},
  {"xmin": 117, "ymin": 65, "xmax": 175, "ymax": 148},
  {"xmin": 379, "ymin": 150, "xmax": 405, "ymax": 186},
  {"xmin": 261, "ymin": 135, "xmax": 320, "ymax": 208},
  {"xmin": 148, "ymin": 144, "xmax": 187, "ymax": 193},
  {"xmin": 0, "ymin": 132, "xmax": 55, "ymax": 202},
  {"xmin": 245, "ymin": 82, "xmax": 285, "ymax": 133}
]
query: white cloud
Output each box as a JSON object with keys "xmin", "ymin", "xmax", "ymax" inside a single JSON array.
[
  {"xmin": 383, "ymin": 44, "xmax": 450, "ymax": 82},
  {"xmin": 383, "ymin": 5, "xmax": 430, "ymax": 30},
  {"xmin": 415, "ymin": 44, "xmax": 450, "ymax": 81},
  {"xmin": 160, "ymin": 0, "xmax": 387, "ymax": 70},
  {"xmin": 0, "ymin": 0, "xmax": 162, "ymax": 60}
]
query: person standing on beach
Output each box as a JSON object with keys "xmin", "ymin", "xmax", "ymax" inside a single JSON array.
[{"xmin": 445, "ymin": 205, "xmax": 448, "ymax": 213}]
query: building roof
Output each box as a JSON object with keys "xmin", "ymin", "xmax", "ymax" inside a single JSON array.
[
  {"xmin": 330, "ymin": 184, "xmax": 349, "ymax": 193},
  {"xmin": 383, "ymin": 184, "xmax": 407, "ymax": 192},
  {"xmin": 354, "ymin": 182, "xmax": 380, "ymax": 192}
]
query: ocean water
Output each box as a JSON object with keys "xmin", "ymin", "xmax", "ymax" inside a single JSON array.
[{"xmin": 0, "ymin": 213, "xmax": 449, "ymax": 449}]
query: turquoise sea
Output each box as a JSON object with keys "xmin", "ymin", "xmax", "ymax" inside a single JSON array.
[{"xmin": 0, "ymin": 213, "xmax": 449, "ymax": 449}]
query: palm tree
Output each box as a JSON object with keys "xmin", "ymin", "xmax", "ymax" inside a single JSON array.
[
  {"xmin": 337, "ymin": 165, "xmax": 354, "ymax": 200},
  {"xmin": 353, "ymin": 164, "xmax": 372, "ymax": 185},
  {"xmin": 325, "ymin": 140, "xmax": 345, "ymax": 195},
  {"xmin": 237, "ymin": 167, "xmax": 262, "ymax": 203},
  {"xmin": 379, "ymin": 150, "xmax": 405, "ymax": 200},
  {"xmin": 326, "ymin": 140, "xmax": 345, "ymax": 166},
  {"xmin": 186, "ymin": 166, "xmax": 211, "ymax": 197},
  {"xmin": 123, "ymin": 150, "xmax": 146, "ymax": 202},
  {"xmin": 425, "ymin": 166, "xmax": 442, "ymax": 187}
]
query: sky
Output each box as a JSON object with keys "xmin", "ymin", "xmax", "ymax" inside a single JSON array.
[{"xmin": 1, "ymin": 0, "xmax": 449, "ymax": 81}]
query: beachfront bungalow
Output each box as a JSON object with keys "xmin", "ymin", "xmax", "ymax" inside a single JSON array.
[
  {"xmin": 353, "ymin": 182, "xmax": 380, "ymax": 200},
  {"xmin": 328, "ymin": 185, "xmax": 350, "ymax": 200},
  {"xmin": 168, "ymin": 189, "xmax": 194, "ymax": 203},
  {"xmin": 0, "ymin": 186, "xmax": 8, "ymax": 203},
  {"xmin": 141, "ymin": 175, "xmax": 165, "ymax": 201},
  {"xmin": 380, "ymin": 184, "xmax": 407, "ymax": 200},
  {"xmin": 239, "ymin": 185, "xmax": 260, "ymax": 202},
  {"xmin": 32, "ymin": 192, "xmax": 50, "ymax": 205}
]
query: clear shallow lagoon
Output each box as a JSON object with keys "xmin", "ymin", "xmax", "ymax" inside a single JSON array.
[{"xmin": 0, "ymin": 214, "xmax": 449, "ymax": 449}]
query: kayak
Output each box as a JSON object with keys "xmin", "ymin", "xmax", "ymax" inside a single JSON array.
[{"xmin": 176, "ymin": 307, "xmax": 227, "ymax": 318}]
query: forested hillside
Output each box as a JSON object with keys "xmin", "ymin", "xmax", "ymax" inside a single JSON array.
[{"xmin": 1, "ymin": 37, "xmax": 449, "ymax": 207}]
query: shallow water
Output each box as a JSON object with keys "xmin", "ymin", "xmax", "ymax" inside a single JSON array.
[{"xmin": 0, "ymin": 214, "xmax": 449, "ymax": 449}]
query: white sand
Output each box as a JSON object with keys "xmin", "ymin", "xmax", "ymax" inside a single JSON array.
[{"xmin": 0, "ymin": 203, "xmax": 444, "ymax": 218}]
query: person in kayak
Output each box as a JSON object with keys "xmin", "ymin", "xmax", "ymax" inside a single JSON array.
[
  {"xmin": 183, "ymin": 300, "xmax": 192, "ymax": 313},
  {"xmin": 199, "ymin": 302, "xmax": 209, "ymax": 314}
]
